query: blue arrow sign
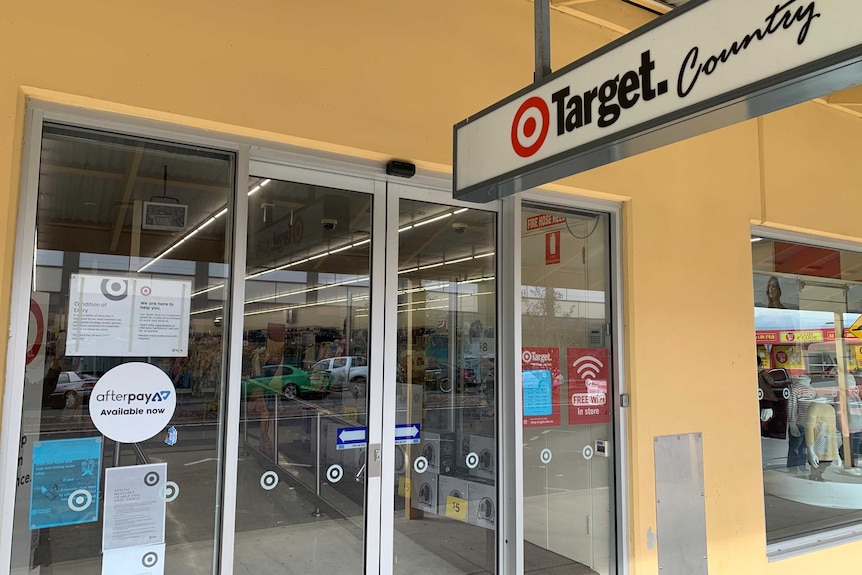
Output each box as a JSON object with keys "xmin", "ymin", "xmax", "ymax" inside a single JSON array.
[
  {"xmin": 336, "ymin": 427, "xmax": 367, "ymax": 450},
  {"xmin": 395, "ymin": 423, "xmax": 421, "ymax": 445}
]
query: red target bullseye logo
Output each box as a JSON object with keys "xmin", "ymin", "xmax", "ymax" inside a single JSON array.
[
  {"xmin": 26, "ymin": 299, "xmax": 44, "ymax": 365},
  {"xmin": 511, "ymin": 97, "xmax": 550, "ymax": 158}
]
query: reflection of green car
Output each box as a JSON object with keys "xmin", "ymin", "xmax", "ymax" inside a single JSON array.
[{"xmin": 243, "ymin": 365, "xmax": 332, "ymax": 400}]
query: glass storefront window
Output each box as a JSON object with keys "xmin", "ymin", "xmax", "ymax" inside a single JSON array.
[
  {"xmin": 755, "ymin": 237, "xmax": 862, "ymax": 544},
  {"xmin": 521, "ymin": 205, "xmax": 615, "ymax": 574},
  {"xmin": 3, "ymin": 117, "xmax": 617, "ymax": 575},
  {"xmin": 234, "ymin": 178, "xmax": 372, "ymax": 573},
  {"xmin": 11, "ymin": 124, "xmax": 235, "ymax": 574},
  {"xmin": 391, "ymin": 199, "xmax": 497, "ymax": 574}
]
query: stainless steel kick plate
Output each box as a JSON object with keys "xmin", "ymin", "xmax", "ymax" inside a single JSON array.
[{"xmin": 654, "ymin": 433, "xmax": 708, "ymax": 575}]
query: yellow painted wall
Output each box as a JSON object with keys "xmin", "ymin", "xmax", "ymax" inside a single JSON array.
[{"xmin": 1, "ymin": 1, "xmax": 861, "ymax": 574}]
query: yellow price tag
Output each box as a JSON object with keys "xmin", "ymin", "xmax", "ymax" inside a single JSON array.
[
  {"xmin": 445, "ymin": 495, "xmax": 468, "ymax": 522},
  {"xmin": 398, "ymin": 477, "xmax": 411, "ymax": 497}
]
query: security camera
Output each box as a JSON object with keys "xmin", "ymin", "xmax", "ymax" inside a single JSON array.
[
  {"xmin": 452, "ymin": 222, "xmax": 468, "ymax": 235},
  {"xmin": 321, "ymin": 218, "xmax": 338, "ymax": 232}
]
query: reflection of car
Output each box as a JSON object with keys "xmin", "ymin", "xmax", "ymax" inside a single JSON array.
[
  {"xmin": 310, "ymin": 356, "xmax": 368, "ymax": 392},
  {"xmin": 243, "ymin": 365, "xmax": 332, "ymax": 400},
  {"xmin": 48, "ymin": 372, "xmax": 98, "ymax": 408},
  {"xmin": 422, "ymin": 361, "xmax": 478, "ymax": 393}
]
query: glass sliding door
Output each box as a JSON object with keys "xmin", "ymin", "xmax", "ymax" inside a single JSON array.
[
  {"xmin": 520, "ymin": 205, "xmax": 616, "ymax": 575},
  {"xmin": 9, "ymin": 122, "xmax": 235, "ymax": 575},
  {"xmin": 387, "ymin": 189, "xmax": 498, "ymax": 574},
  {"xmin": 233, "ymin": 174, "xmax": 375, "ymax": 574}
]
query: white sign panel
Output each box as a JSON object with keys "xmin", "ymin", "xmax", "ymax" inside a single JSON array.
[
  {"xmin": 102, "ymin": 463, "xmax": 167, "ymax": 552},
  {"xmin": 66, "ymin": 274, "xmax": 191, "ymax": 357},
  {"xmin": 102, "ymin": 543, "xmax": 165, "ymax": 575},
  {"xmin": 454, "ymin": 0, "xmax": 862, "ymax": 200},
  {"xmin": 89, "ymin": 363, "xmax": 177, "ymax": 444}
]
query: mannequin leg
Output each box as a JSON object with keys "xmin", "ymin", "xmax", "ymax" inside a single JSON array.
[
  {"xmin": 810, "ymin": 461, "xmax": 831, "ymax": 482},
  {"xmin": 787, "ymin": 433, "xmax": 807, "ymax": 469}
]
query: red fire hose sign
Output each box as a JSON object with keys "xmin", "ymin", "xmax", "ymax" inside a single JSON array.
[{"xmin": 26, "ymin": 298, "xmax": 44, "ymax": 365}]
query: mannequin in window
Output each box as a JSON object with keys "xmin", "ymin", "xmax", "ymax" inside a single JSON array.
[
  {"xmin": 766, "ymin": 276, "xmax": 786, "ymax": 309},
  {"xmin": 758, "ymin": 355, "xmax": 779, "ymax": 425},
  {"xmin": 806, "ymin": 395, "xmax": 839, "ymax": 481},
  {"xmin": 787, "ymin": 375, "xmax": 815, "ymax": 470}
]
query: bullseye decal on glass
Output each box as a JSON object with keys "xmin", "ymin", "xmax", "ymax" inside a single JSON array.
[
  {"xmin": 511, "ymin": 97, "xmax": 550, "ymax": 158},
  {"xmin": 260, "ymin": 471, "xmax": 279, "ymax": 490}
]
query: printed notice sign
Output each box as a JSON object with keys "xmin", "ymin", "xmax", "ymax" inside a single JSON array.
[
  {"xmin": 522, "ymin": 347, "xmax": 561, "ymax": 427},
  {"xmin": 29, "ymin": 437, "xmax": 103, "ymax": 529},
  {"xmin": 102, "ymin": 543, "xmax": 165, "ymax": 575},
  {"xmin": 66, "ymin": 274, "xmax": 191, "ymax": 358},
  {"xmin": 103, "ymin": 463, "xmax": 167, "ymax": 551},
  {"xmin": 567, "ymin": 348, "xmax": 611, "ymax": 425}
]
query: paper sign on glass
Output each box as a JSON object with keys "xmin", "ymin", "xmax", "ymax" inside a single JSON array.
[
  {"xmin": 29, "ymin": 437, "xmax": 102, "ymax": 529},
  {"xmin": 66, "ymin": 274, "xmax": 191, "ymax": 357},
  {"xmin": 523, "ymin": 370, "xmax": 553, "ymax": 416},
  {"xmin": 521, "ymin": 347, "xmax": 561, "ymax": 427},
  {"xmin": 102, "ymin": 543, "xmax": 165, "ymax": 575},
  {"xmin": 102, "ymin": 463, "xmax": 167, "ymax": 551}
]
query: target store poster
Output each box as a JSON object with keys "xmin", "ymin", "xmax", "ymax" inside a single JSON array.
[
  {"xmin": 65, "ymin": 274, "xmax": 191, "ymax": 358},
  {"xmin": 522, "ymin": 347, "xmax": 561, "ymax": 427},
  {"xmin": 567, "ymin": 348, "xmax": 610, "ymax": 425}
]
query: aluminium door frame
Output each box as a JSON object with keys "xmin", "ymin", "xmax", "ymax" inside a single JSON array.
[
  {"xmin": 519, "ymin": 188, "xmax": 628, "ymax": 575},
  {"xmin": 245, "ymin": 159, "xmax": 386, "ymax": 575},
  {"xmin": 0, "ymin": 102, "xmax": 245, "ymax": 575}
]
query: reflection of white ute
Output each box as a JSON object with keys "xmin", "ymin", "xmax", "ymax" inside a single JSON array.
[{"xmin": 310, "ymin": 356, "xmax": 368, "ymax": 393}]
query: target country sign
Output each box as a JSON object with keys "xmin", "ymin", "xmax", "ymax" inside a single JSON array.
[{"xmin": 454, "ymin": 0, "xmax": 862, "ymax": 202}]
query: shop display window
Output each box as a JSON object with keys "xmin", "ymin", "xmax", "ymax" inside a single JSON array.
[
  {"xmin": 754, "ymin": 236, "xmax": 862, "ymax": 544},
  {"xmin": 10, "ymin": 123, "xmax": 235, "ymax": 574}
]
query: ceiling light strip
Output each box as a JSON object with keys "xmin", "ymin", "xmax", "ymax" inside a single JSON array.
[{"xmin": 138, "ymin": 178, "xmax": 269, "ymax": 274}]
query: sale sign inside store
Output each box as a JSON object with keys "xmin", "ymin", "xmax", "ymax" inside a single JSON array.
[
  {"xmin": 567, "ymin": 348, "xmax": 610, "ymax": 424},
  {"xmin": 521, "ymin": 347, "xmax": 561, "ymax": 427}
]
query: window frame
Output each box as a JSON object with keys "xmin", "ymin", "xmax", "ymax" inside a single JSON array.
[{"xmin": 753, "ymin": 225, "xmax": 862, "ymax": 560}]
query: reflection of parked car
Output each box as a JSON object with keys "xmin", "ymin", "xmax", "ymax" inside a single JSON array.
[
  {"xmin": 243, "ymin": 365, "xmax": 332, "ymax": 400},
  {"xmin": 310, "ymin": 356, "xmax": 368, "ymax": 392},
  {"xmin": 422, "ymin": 361, "xmax": 479, "ymax": 393},
  {"xmin": 48, "ymin": 372, "xmax": 98, "ymax": 408}
]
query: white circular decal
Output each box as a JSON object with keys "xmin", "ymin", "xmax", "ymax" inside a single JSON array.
[
  {"xmin": 582, "ymin": 445, "xmax": 594, "ymax": 460},
  {"xmin": 260, "ymin": 471, "xmax": 279, "ymax": 490},
  {"xmin": 89, "ymin": 363, "xmax": 176, "ymax": 443},
  {"xmin": 326, "ymin": 464, "xmax": 344, "ymax": 483},
  {"xmin": 160, "ymin": 481, "xmax": 179, "ymax": 502},
  {"xmin": 466, "ymin": 452, "xmax": 480, "ymax": 469},
  {"xmin": 540, "ymin": 448, "xmax": 553, "ymax": 464},
  {"xmin": 413, "ymin": 456, "xmax": 429, "ymax": 474}
]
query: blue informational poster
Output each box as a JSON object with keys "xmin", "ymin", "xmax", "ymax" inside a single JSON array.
[
  {"xmin": 29, "ymin": 437, "xmax": 103, "ymax": 529},
  {"xmin": 523, "ymin": 369, "xmax": 553, "ymax": 417}
]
